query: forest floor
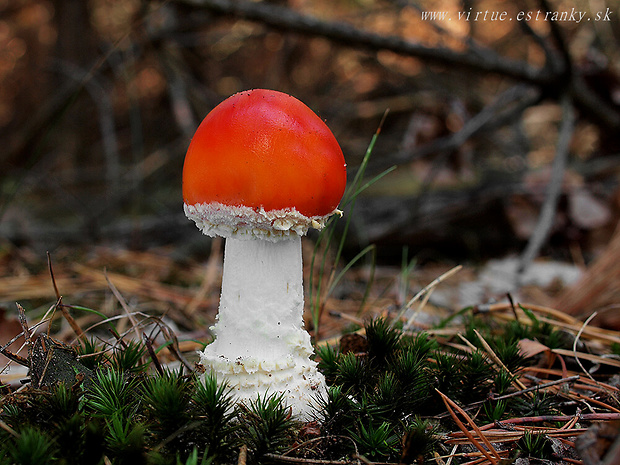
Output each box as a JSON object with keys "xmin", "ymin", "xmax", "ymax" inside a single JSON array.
[{"xmin": 1, "ymin": 238, "xmax": 619, "ymax": 463}]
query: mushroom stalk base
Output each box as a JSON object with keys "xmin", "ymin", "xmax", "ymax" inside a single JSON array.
[{"xmin": 199, "ymin": 236, "xmax": 326, "ymax": 420}]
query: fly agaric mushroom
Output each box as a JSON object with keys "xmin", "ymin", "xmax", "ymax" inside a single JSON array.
[{"xmin": 183, "ymin": 89, "xmax": 346, "ymax": 419}]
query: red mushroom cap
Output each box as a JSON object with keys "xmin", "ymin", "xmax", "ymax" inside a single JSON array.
[{"xmin": 183, "ymin": 89, "xmax": 346, "ymax": 219}]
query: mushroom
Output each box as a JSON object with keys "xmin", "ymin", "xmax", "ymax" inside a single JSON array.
[{"xmin": 183, "ymin": 89, "xmax": 346, "ymax": 419}]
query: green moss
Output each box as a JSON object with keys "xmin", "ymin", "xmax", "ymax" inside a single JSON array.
[{"xmin": 0, "ymin": 313, "xmax": 615, "ymax": 463}]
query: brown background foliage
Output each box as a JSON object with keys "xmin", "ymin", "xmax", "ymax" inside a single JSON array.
[{"xmin": 1, "ymin": 0, "xmax": 619, "ymax": 265}]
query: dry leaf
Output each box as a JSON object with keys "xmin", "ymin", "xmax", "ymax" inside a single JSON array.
[{"xmin": 518, "ymin": 338, "xmax": 551, "ymax": 358}]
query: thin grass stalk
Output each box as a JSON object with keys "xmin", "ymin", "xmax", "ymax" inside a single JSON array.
[
  {"xmin": 398, "ymin": 247, "xmax": 417, "ymax": 307},
  {"xmin": 308, "ymin": 114, "xmax": 394, "ymax": 337},
  {"xmin": 473, "ymin": 329, "xmax": 531, "ymax": 395},
  {"xmin": 326, "ymin": 244, "xmax": 376, "ymax": 303}
]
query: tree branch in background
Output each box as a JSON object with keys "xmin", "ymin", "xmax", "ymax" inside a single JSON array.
[
  {"xmin": 518, "ymin": 94, "xmax": 576, "ymax": 276},
  {"xmin": 538, "ymin": 0, "xmax": 572, "ymax": 73},
  {"xmin": 177, "ymin": 0, "xmax": 620, "ymax": 131},
  {"xmin": 179, "ymin": 0, "xmax": 556, "ymax": 84},
  {"xmin": 52, "ymin": 60, "xmax": 120, "ymax": 196},
  {"xmin": 175, "ymin": 0, "xmax": 618, "ymax": 266},
  {"xmin": 394, "ymin": 84, "xmax": 541, "ymax": 165}
]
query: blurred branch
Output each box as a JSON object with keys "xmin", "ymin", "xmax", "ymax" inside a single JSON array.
[
  {"xmin": 517, "ymin": 18, "xmax": 563, "ymax": 78},
  {"xmin": 177, "ymin": 0, "xmax": 556, "ymax": 84},
  {"xmin": 518, "ymin": 94, "xmax": 576, "ymax": 275},
  {"xmin": 0, "ymin": 79, "xmax": 82, "ymax": 222},
  {"xmin": 52, "ymin": 60, "xmax": 120, "ymax": 196},
  {"xmin": 177, "ymin": 0, "xmax": 620, "ymax": 130},
  {"xmin": 392, "ymin": 84, "xmax": 541, "ymax": 222},
  {"xmin": 160, "ymin": 43, "xmax": 200, "ymax": 138},
  {"xmin": 571, "ymin": 73, "xmax": 620, "ymax": 129},
  {"xmin": 3, "ymin": 81, "xmax": 81, "ymax": 168},
  {"xmin": 394, "ymin": 84, "xmax": 541, "ymax": 164},
  {"xmin": 538, "ymin": 0, "xmax": 572, "ymax": 71},
  {"xmin": 535, "ymin": 0, "xmax": 620, "ymax": 129}
]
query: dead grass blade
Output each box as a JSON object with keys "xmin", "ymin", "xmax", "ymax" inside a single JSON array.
[
  {"xmin": 398, "ymin": 265, "xmax": 463, "ymax": 329},
  {"xmin": 74, "ymin": 264, "xmax": 197, "ymax": 325},
  {"xmin": 573, "ymin": 311, "xmax": 600, "ymax": 382},
  {"xmin": 473, "ymin": 329, "xmax": 530, "ymax": 396},
  {"xmin": 104, "ymin": 270, "xmax": 141, "ymax": 343},
  {"xmin": 48, "ymin": 253, "xmax": 85, "ymax": 341},
  {"xmin": 482, "ymin": 303, "xmax": 620, "ymax": 345},
  {"xmin": 185, "ymin": 237, "xmax": 222, "ymax": 316}
]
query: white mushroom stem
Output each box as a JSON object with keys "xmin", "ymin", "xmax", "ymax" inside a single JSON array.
[{"xmin": 199, "ymin": 235, "xmax": 327, "ymax": 420}]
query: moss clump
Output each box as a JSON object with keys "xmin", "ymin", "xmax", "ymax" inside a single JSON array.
[{"xmin": 1, "ymin": 312, "xmax": 618, "ymax": 464}]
